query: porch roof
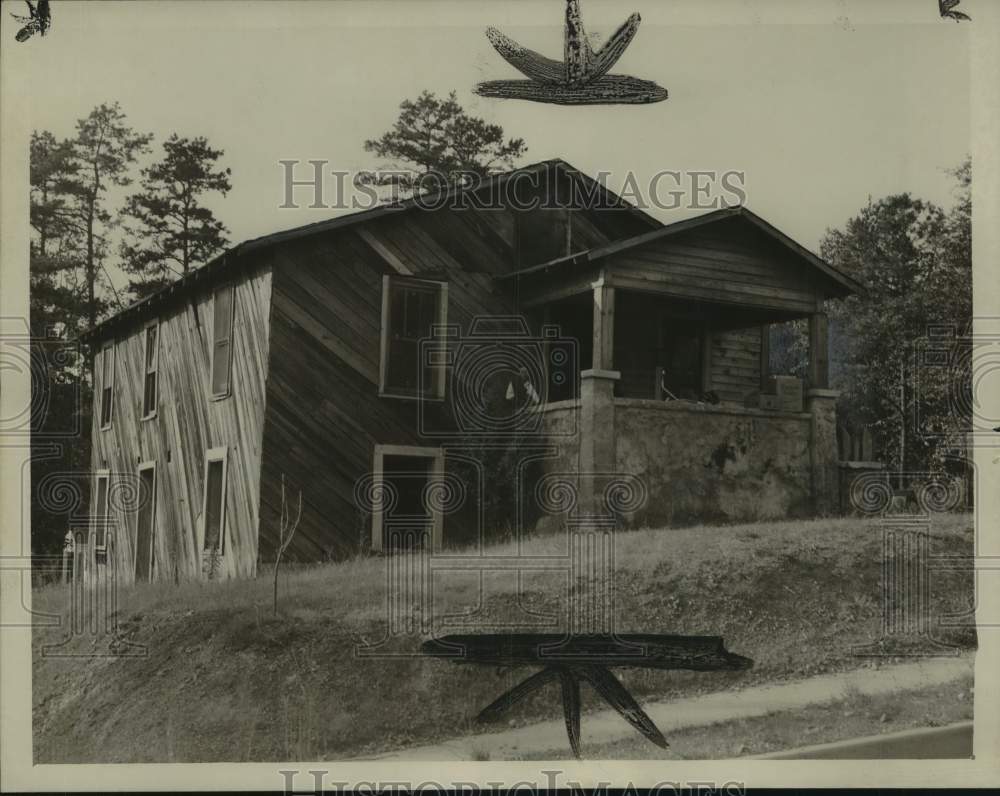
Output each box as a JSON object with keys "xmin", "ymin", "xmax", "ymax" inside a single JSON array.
[{"xmin": 499, "ymin": 205, "xmax": 865, "ymax": 299}]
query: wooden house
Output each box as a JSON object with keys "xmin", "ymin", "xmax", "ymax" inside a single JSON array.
[{"xmin": 81, "ymin": 159, "xmax": 861, "ymax": 583}]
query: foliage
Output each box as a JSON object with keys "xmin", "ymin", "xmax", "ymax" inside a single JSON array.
[
  {"xmin": 768, "ymin": 318, "xmax": 808, "ymax": 379},
  {"xmin": 121, "ymin": 135, "xmax": 232, "ymax": 300},
  {"xmin": 363, "ymin": 90, "xmax": 527, "ymax": 192},
  {"xmin": 29, "ymin": 132, "xmax": 91, "ymax": 565},
  {"xmin": 28, "ymin": 103, "xmax": 232, "ymax": 566},
  {"xmin": 61, "ymin": 102, "xmax": 153, "ymax": 325},
  {"xmin": 818, "ymin": 158, "xmax": 972, "ymax": 473},
  {"xmin": 28, "ymin": 104, "xmax": 151, "ymax": 565}
]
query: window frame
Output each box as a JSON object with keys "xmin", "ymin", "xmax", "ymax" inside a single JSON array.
[
  {"xmin": 370, "ymin": 444, "xmax": 445, "ymax": 553},
  {"xmin": 92, "ymin": 469, "xmax": 111, "ymax": 550},
  {"xmin": 134, "ymin": 460, "xmax": 157, "ymax": 582},
  {"xmin": 200, "ymin": 446, "xmax": 229, "ymax": 557},
  {"xmin": 141, "ymin": 320, "xmax": 159, "ymax": 421},
  {"xmin": 378, "ymin": 275, "xmax": 448, "ymax": 401},
  {"xmin": 99, "ymin": 341, "xmax": 115, "ymax": 431},
  {"xmin": 209, "ymin": 283, "xmax": 236, "ymax": 400}
]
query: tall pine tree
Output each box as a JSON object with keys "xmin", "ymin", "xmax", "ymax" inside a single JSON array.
[
  {"xmin": 364, "ymin": 90, "xmax": 526, "ymax": 193},
  {"xmin": 63, "ymin": 102, "xmax": 152, "ymax": 326},
  {"xmin": 120, "ymin": 134, "xmax": 232, "ymax": 299}
]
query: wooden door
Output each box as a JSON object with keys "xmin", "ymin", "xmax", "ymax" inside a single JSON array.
[{"xmin": 135, "ymin": 463, "xmax": 156, "ymax": 582}]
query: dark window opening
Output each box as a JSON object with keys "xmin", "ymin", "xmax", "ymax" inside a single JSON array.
[
  {"xmin": 100, "ymin": 343, "xmax": 114, "ymax": 428},
  {"xmin": 382, "ymin": 278, "xmax": 445, "ymax": 397},
  {"xmin": 203, "ymin": 456, "xmax": 226, "ymax": 554},
  {"xmin": 134, "ymin": 466, "xmax": 156, "ymax": 582},
  {"xmin": 211, "ymin": 285, "xmax": 235, "ymax": 397},
  {"xmin": 381, "ymin": 454, "xmax": 432, "ymax": 551},
  {"xmin": 93, "ymin": 474, "xmax": 109, "ymax": 548},
  {"xmin": 142, "ymin": 324, "xmax": 158, "ymax": 417}
]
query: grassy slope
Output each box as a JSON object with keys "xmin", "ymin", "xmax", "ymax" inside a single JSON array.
[{"xmin": 32, "ymin": 514, "xmax": 976, "ymax": 762}]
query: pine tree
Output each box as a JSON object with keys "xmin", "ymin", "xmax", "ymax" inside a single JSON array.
[
  {"xmin": 364, "ymin": 90, "xmax": 526, "ymax": 193},
  {"xmin": 120, "ymin": 134, "xmax": 232, "ymax": 299},
  {"xmin": 62, "ymin": 102, "xmax": 153, "ymax": 326}
]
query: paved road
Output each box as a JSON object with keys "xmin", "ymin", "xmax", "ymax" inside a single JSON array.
[
  {"xmin": 364, "ymin": 654, "xmax": 974, "ymax": 760},
  {"xmin": 749, "ymin": 720, "xmax": 973, "ymax": 759}
]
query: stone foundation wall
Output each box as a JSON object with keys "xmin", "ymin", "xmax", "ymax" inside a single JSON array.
[
  {"xmin": 534, "ymin": 398, "xmax": 821, "ymax": 530},
  {"xmin": 614, "ymin": 400, "xmax": 814, "ymax": 527}
]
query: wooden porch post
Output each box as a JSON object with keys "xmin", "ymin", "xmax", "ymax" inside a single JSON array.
[
  {"xmin": 592, "ymin": 280, "xmax": 615, "ymax": 371},
  {"xmin": 808, "ymin": 312, "xmax": 829, "ymax": 389},
  {"xmin": 580, "ymin": 275, "xmax": 620, "ymax": 512},
  {"xmin": 806, "ymin": 309, "xmax": 838, "ymax": 514}
]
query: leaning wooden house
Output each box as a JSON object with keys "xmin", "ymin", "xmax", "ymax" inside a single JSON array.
[{"xmin": 81, "ymin": 159, "xmax": 861, "ymax": 583}]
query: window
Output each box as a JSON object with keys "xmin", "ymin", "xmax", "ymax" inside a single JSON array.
[
  {"xmin": 134, "ymin": 462, "xmax": 156, "ymax": 582},
  {"xmin": 210, "ymin": 284, "xmax": 235, "ymax": 398},
  {"xmin": 92, "ymin": 470, "xmax": 110, "ymax": 548},
  {"xmin": 379, "ymin": 276, "xmax": 448, "ymax": 399},
  {"xmin": 141, "ymin": 322, "xmax": 159, "ymax": 419},
  {"xmin": 371, "ymin": 444, "xmax": 444, "ymax": 552},
  {"xmin": 99, "ymin": 342, "xmax": 114, "ymax": 429},
  {"xmin": 201, "ymin": 447, "xmax": 228, "ymax": 555}
]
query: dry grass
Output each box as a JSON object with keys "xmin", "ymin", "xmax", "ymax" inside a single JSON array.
[{"xmin": 32, "ymin": 513, "xmax": 976, "ymax": 763}]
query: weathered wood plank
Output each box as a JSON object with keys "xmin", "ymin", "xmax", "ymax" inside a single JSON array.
[{"xmin": 91, "ymin": 260, "xmax": 272, "ymax": 583}]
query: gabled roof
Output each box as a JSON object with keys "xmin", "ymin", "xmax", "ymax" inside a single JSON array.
[
  {"xmin": 81, "ymin": 159, "xmax": 661, "ymax": 343},
  {"xmin": 498, "ymin": 205, "xmax": 865, "ymax": 297}
]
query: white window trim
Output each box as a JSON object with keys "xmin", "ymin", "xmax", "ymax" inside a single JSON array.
[
  {"xmin": 99, "ymin": 342, "xmax": 115, "ymax": 431},
  {"xmin": 378, "ymin": 275, "xmax": 448, "ymax": 401},
  {"xmin": 92, "ymin": 469, "xmax": 111, "ymax": 550},
  {"xmin": 209, "ymin": 283, "xmax": 236, "ymax": 401},
  {"xmin": 199, "ymin": 446, "xmax": 229, "ymax": 557},
  {"xmin": 370, "ymin": 444, "xmax": 445, "ymax": 553},
  {"xmin": 141, "ymin": 320, "xmax": 159, "ymax": 421},
  {"xmin": 135, "ymin": 460, "xmax": 157, "ymax": 581}
]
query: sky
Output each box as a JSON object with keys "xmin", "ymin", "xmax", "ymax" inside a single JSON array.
[{"xmin": 14, "ymin": 0, "xmax": 971, "ymax": 282}]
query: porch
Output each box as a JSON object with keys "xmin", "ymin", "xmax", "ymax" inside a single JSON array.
[{"xmin": 507, "ymin": 206, "xmax": 857, "ymax": 524}]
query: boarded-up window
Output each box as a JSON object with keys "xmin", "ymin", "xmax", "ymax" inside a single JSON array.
[
  {"xmin": 142, "ymin": 323, "xmax": 159, "ymax": 418},
  {"xmin": 99, "ymin": 342, "xmax": 114, "ymax": 429},
  {"xmin": 93, "ymin": 472, "xmax": 110, "ymax": 548},
  {"xmin": 379, "ymin": 277, "xmax": 447, "ymax": 398},
  {"xmin": 202, "ymin": 448, "xmax": 228, "ymax": 554},
  {"xmin": 211, "ymin": 284, "xmax": 235, "ymax": 397},
  {"xmin": 134, "ymin": 463, "xmax": 156, "ymax": 582}
]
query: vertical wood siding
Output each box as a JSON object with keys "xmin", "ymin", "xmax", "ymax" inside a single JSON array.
[{"xmin": 90, "ymin": 262, "xmax": 272, "ymax": 583}]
